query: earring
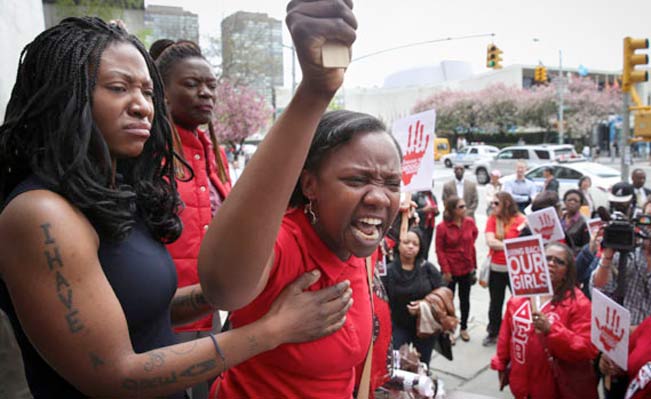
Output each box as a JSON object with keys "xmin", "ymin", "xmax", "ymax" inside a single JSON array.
[{"xmin": 304, "ymin": 200, "xmax": 318, "ymax": 225}]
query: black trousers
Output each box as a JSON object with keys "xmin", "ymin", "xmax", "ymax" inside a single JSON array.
[
  {"xmin": 487, "ymin": 270, "xmax": 511, "ymax": 337},
  {"xmin": 447, "ymin": 272, "xmax": 473, "ymax": 330}
]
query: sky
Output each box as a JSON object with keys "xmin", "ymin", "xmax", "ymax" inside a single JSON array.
[{"xmin": 146, "ymin": 0, "xmax": 651, "ymax": 89}]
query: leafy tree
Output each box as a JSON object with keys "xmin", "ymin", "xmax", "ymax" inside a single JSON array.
[{"xmin": 212, "ymin": 80, "xmax": 272, "ymax": 153}]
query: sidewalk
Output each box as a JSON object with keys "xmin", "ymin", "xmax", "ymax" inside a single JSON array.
[{"xmin": 428, "ymin": 178, "xmax": 510, "ymax": 399}]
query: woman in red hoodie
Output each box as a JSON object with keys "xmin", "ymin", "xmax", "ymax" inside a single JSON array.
[{"xmin": 435, "ymin": 195, "xmax": 478, "ymax": 342}]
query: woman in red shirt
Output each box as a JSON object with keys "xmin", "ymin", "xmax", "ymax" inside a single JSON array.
[
  {"xmin": 435, "ymin": 195, "xmax": 478, "ymax": 342},
  {"xmin": 205, "ymin": 108, "xmax": 402, "ymax": 398},
  {"xmin": 483, "ymin": 191, "xmax": 527, "ymax": 346}
]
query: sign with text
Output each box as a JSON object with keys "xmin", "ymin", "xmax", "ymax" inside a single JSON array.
[
  {"xmin": 504, "ymin": 235, "xmax": 553, "ymax": 297},
  {"xmin": 392, "ymin": 110, "xmax": 436, "ymax": 192},
  {"xmin": 587, "ymin": 218, "xmax": 605, "ymax": 239},
  {"xmin": 591, "ymin": 289, "xmax": 630, "ymax": 370},
  {"xmin": 526, "ymin": 207, "xmax": 564, "ymax": 243}
]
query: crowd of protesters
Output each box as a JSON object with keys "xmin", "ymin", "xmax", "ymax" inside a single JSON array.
[{"xmin": 1, "ymin": 2, "xmax": 650, "ymax": 399}]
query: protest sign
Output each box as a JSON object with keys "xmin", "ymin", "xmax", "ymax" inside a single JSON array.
[
  {"xmin": 526, "ymin": 207, "xmax": 564, "ymax": 243},
  {"xmin": 504, "ymin": 235, "xmax": 553, "ymax": 297},
  {"xmin": 591, "ymin": 289, "xmax": 630, "ymax": 370},
  {"xmin": 392, "ymin": 110, "xmax": 436, "ymax": 193},
  {"xmin": 587, "ymin": 218, "xmax": 605, "ymax": 239}
]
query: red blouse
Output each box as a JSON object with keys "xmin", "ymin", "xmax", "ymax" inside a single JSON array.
[
  {"xmin": 435, "ymin": 217, "xmax": 478, "ymax": 276},
  {"xmin": 214, "ymin": 208, "xmax": 373, "ymax": 398}
]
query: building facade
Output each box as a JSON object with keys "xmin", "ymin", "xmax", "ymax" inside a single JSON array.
[
  {"xmin": 145, "ymin": 5, "xmax": 199, "ymax": 45},
  {"xmin": 221, "ymin": 11, "xmax": 283, "ymax": 105},
  {"xmin": 42, "ymin": 0, "xmax": 145, "ymax": 34}
]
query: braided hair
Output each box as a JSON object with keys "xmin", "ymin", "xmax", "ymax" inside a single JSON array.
[
  {"xmin": 0, "ymin": 17, "xmax": 182, "ymax": 243},
  {"xmin": 151, "ymin": 39, "xmax": 229, "ymax": 184}
]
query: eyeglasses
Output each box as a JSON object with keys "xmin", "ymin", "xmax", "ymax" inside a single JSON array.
[
  {"xmin": 492, "ymin": 201, "xmax": 500, "ymax": 206},
  {"xmin": 456, "ymin": 204, "xmax": 466, "ymax": 209},
  {"xmin": 546, "ymin": 256, "xmax": 567, "ymax": 266}
]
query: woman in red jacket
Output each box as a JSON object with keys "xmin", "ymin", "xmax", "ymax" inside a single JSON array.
[
  {"xmin": 435, "ymin": 195, "xmax": 478, "ymax": 342},
  {"xmin": 151, "ymin": 39, "xmax": 232, "ymax": 398},
  {"xmin": 491, "ymin": 242, "xmax": 599, "ymax": 399}
]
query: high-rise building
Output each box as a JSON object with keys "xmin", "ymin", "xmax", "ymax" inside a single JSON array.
[
  {"xmin": 221, "ymin": 11, "xmax": 283, "ymax": 104},
  {"xmin": 42, "ymin": 0, "xmax": 145, "ymax": 33},
  {"xmin": 145, "ymin": 5, "xmax": 199, "ymax": 45}
]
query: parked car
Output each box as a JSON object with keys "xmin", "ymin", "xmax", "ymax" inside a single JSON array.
[
  {"xmin": 499, "ymin": 160, "xmax": 621, "ymax": 209},
  {"xmin": 441, "ymin": 144, "xmax": 499, "ymax": 168},
  {"xmin": 472, "ymin": 144, "xmax": 578, "ymax": 184}
]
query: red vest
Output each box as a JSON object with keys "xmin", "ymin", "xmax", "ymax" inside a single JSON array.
[{"xmin": 166, "ymin": 125, "xmax": 231, "ymax": 332}]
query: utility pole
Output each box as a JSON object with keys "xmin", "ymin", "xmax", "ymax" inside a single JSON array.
[
  {"xmin": 558, "ymin": 50, "xmax": 564, "ymax": 144},
  {"xmin": 621, "ymin": 93, "xmax": 631, "ymax": 180}
]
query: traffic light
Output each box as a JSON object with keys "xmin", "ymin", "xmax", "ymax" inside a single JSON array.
[
  {"xmin": 533, "ymin": 66, "xmax": 547, "ymax": 83},
  {"xmin": 622, "ymin": 37, "xmax": 649, "ymax": 92},
  {"xmin": 486, "ymin": 44, "xmax": 503, "ymax": 69}
]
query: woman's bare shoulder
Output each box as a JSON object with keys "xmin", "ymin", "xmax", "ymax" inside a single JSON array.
[{"xmin": 0, "ymin": 189, "xmax": 99, "ymax": 275}]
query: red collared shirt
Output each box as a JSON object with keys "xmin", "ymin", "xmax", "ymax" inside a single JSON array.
[{"xmin": 435, "ymin": 217, "xmax": 478, "ymax": 276}]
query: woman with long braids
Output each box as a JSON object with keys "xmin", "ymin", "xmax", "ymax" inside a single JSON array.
[
  {"xmin": 149, "ymin": 38, "xmax": 232, "ymax": 399},
  {"xmin": 0, "ymin": 4, "xmax": 356, "ymax": 397}
]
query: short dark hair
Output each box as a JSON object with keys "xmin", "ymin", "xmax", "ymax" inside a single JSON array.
[
  {"xmin": 563, "ymin": 189, "xmax": 585, "ymax": 205},
  {"xmin": 0, "ymin": 17, "xmax": 181, "ymax": 242},
  {"xmin": 289, "ymin": 110, "xmax": 401, "ymax": 207},
  {"xmin": 531, "ymin": 191, "xmax": 560, "ymax": 212}
]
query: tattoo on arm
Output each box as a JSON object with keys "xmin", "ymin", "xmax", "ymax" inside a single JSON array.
[
  {"xmin": 172, "ymin": 287, "xmax": 212, "ymax": 312},
  {"xmin": 90, "ymin": 352, "xmax": 105, "ymax": 369},
  {"xmin": 121, "ymin": 359, "xmax": 217, "ymax": 392},
  {"xmin": 41, "ymin": 223, "xmax": 85, "ymax": 334},
  {"xmin": 143, "ymin": 351, "xmax": 166, "ymax": 372}
]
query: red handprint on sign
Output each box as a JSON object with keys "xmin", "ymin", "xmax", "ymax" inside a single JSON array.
[
  {"xmin": 596, "ymin": 306, "xmax": 626, "ymax": 352},
  {"xmin": 533, "ymin": 212, "xmax": 555, "ymax": 241},
  {"xmin": 401, "ymin": 120, "xmax": 430, "ymax": 186}
]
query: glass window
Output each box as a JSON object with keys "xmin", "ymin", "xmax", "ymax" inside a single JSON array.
[
  {"xmin": 470, "ymin": 148, "xmax": 478, "ymax": 154},
  {"xmin": 526, "ymin": 167, "xmax": 547, "ymax": 179},
  {"xmin": 534, "ymin": 150, "xmax": 551, "ymax": 160},
  {"xmin": 556, "ymin": 167, "xmax": 582, "ymax": 180},
  {"xmin": 512, "ymin": 149, "xmax": 530, "ymax": 159},
  {"xmin": 497, "ymin": 150, "xmax": 514, "ymax": 160}
]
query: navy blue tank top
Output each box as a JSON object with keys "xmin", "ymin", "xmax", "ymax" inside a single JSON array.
[{"xmin": 0, "ymin": 176, "xmax": 184, "ymax": 398}]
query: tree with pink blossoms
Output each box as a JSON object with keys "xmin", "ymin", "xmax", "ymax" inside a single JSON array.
[
  {"xmin": 211, "ymin": 79, "xmax": 272, "ymax": 153},
  {"xmin": 412, "ymin": 78, "xmax": 621, "ymax": 140}
]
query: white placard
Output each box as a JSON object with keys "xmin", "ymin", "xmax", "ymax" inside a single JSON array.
[
  {"xmin": 526, "ymin": 207, "xmax": 565, "ymax": 244},
  {"xmin": 587, "ymin": 218, "xmax": 605, "ymax": 239},
  {"xmin": 591, "ymin": 289, "xmax": 630, "ymax": 370},
  {"xmin": 392, "ymin": 110, "xmax": 436, "ymax": 193},
  {"xmin": 503, "ymin": 235, "xmax": 553, "ymax": 297}
]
